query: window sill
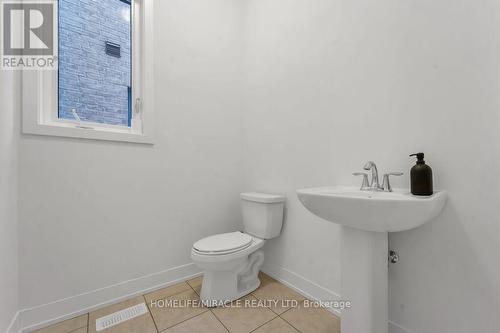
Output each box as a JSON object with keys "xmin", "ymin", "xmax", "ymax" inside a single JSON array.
[{"xmin": 23, "ymin": 120, "xmax": 155, "ymax": 144}]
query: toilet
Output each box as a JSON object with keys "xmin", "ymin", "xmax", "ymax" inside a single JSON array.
[{"xmin": 191, "ymin": 192, "xmax": 286, "ymax": 306}]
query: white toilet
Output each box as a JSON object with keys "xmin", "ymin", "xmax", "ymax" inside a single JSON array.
[{"xmin": 191, "ymin": 192, "xmax": 286, "ymax": 306}]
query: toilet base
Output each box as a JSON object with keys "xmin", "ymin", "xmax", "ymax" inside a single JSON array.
[{"xmin": 199, "ymin": 250, "xmax": 264, "ymax": 307}]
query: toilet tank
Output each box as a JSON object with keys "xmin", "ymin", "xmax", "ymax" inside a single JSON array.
[{"xmin": 241, "ymin": 192, "xmax": 286, "ymax": 239}]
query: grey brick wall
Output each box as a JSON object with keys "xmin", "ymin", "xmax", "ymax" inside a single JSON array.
[{"xmin": 58, "ymin": 0, "xmax": 131, "ymax": 126}]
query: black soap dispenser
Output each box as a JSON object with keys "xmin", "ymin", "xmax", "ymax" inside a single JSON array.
[{"xmin": 409, "ymin": 153, "xmax": 433, "ymax": 196}]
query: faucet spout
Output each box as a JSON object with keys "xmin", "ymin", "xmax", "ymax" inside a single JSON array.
[{"xmin": 363, "ymin": 161, "xmax": 380, "ymax": 189}]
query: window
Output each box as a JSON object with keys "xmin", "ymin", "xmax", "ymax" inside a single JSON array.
[
  {"xmin": 22, "ymin": 0, "xmax": 154, "ymax": 144},
  {"xmin": 58, "ymin": 0, "xmax": 132, "ymax": 127}
]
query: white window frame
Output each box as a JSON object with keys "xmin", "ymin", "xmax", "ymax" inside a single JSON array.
[{"xmin": 22, "ymin": 0, "xmax": 155, "ymax": 144}]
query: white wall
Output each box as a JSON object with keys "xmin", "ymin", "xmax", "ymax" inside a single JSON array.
[
  {"xmin": 243, "ymin": 0, "xmax": 342, "ymax": 295},
  {"xmin": 245, "ymin": 0, "xmax": 500, "ymax": 332},
  {"xmin": 385, "ymin": 1, "xmax": 500, "ymax": 332},
  {"xmin": 0, "ymin": 71, "xmax": 20, "ymax": 330},
  {"xmin": 18, "ymin": 0, "xmax": 245, "ymax": 309}
]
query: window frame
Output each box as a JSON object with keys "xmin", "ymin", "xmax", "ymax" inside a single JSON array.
[{"xmin": 22, "ymin": 0, "xmax": 155, "ymax": 144}]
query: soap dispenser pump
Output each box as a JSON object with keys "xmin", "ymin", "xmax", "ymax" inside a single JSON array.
[{"xmin": 410, "ymin": 153, "xmax": 433, "ymax": 196}]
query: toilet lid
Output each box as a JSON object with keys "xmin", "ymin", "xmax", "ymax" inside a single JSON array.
[{"xmin": 193, "ymin": 232, "xmax": 253, "ymax": 254}]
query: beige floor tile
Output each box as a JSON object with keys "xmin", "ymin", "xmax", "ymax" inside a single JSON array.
[
  {"xmin": 33, "ymin": 314, "xmax": 88, "ymax": 333},
  {"xmin": 211, "ymin": 294, "xmax": 276, "ymax": 333},
  {"xmin": 280, "ymin": 302, "xmax": 340, "ymax": 333},
  {"xmin": 252, "ymin": 317, "xmax": 299, "ymax": 333},
  {"xmin": 146, "ymin": 288, "xmax": 207, "ymax": 331},
  {"xmin": 88, "ymin": 296, "xmax": 156, "ymax": 333},
  {"xmin": 35, "ymin": 275, "xmax": 342, "ymax": 333},
  {"xmin": 145, "ymin": 282, "xmax": 192, "ymax": 302},
  {"xmin": 258, "ymin": 272, "xmax": 271, "ymax": 281},
  {"xmin": 252, "ymin": 273, "xmax": 305, "ymax": 315},
  {"xmin": 186, "ymin": 276, "xmax": 203, "ymax": 295},
  {"xmin": 71, "ymin": 329, "xmax": 87, "ymax": 333},
  {"xmin": 164, "ymin": 311, "xmax": 228, "ymax": 333}
]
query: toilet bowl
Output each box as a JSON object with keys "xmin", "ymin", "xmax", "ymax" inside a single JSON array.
[{"xmin": 191, "ymin": 192, "xmax": 286, "ymax": 306}]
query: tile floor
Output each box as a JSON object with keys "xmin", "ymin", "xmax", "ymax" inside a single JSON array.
[{"xmin": 33, "ymin": 272, "xmax": 340, "ymax": 333}]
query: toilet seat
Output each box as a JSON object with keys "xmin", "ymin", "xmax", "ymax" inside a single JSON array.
[
  {"xmin": 193, "ymin": 232, "xmax": 253, "ymax": 255},
  {"xmin": 191, "ymin": 234, "xmax": 266, "ymax": 304}
]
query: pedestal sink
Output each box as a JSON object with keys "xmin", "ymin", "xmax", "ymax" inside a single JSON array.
[{"xmin": 297, "ymin": 186, "xmax": 447, "ymax": 333}]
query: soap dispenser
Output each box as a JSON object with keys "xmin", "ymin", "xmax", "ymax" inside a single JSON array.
[{"xmin": 409, "ymin": 153, "xmax": 433, "ymax": 196}]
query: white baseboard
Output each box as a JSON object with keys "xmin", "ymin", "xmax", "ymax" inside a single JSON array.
[
  {"xmin": 6, "ymin": 311, "xmax": 21, "ymax": 333},
  {"xmin": 261, "ymin": 265, "xmax": 417, "ymax": 332},
  {"xmin": 10, "ymin": 263, "xmax": 201, "ymax": 333},
  {"xmin": 261, "ymin": 264, "xmax": 342, "ymax": 316},
  {"xmin": 389, "ymin": 320, "xmax": 415, "ymax": 333},
  {"xmin": 8, "ymin": 261, "xmax": 410, "ymax": 333}
]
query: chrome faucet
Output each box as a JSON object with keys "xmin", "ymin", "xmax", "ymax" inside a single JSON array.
[
  {"xmin": 363, "ymin": 161, "xmax": 380, "ymax": 189},
  {"xmin": 353, "ymin": 161, "xmax": 403, "ymax": 192}
]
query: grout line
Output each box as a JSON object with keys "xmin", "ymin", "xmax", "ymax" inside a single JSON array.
[
  {"xmin": 247, "ymin": 293, "xmax": 277, "ymax": 313},
  {"xmin": 267, "ymin": 304, "xmax": 283, "ymax": 316},
  {"xmin": 209, "ymin": 293, "xmax": 279, "ymax": 333},
  {"xmin": 250, "ymin": 287, "xmax": 289, "ymax": 316},
  {"xmin": 65, "ymin": 326, "xmax": 88, "ymax": 333},
  {"xmin": 37, "ymin": 317, "xmax": 88, "ymax": 333},
  {"xmin": 278, "ymin": 314, "xmax": 303, "ymax": 333},
  {"xmin": 248, "ymin": 316, "xmax": 278, "ymax": 333},
  {"xmin": 186, "ymin": 280, "xmax": 201, "ymax": 297},
  {"xmin": 148, "ymin": 280, "xmax": 210, "ymax": 333},
  {"xmin": 209, "ymin": 309, "xmax": 230, "ymax": 333},
  {"xmin": 142, "ymin": 295, "xmax": 160, "ymax": 333},
  {"xmin": 157, "ymin": 310, "xmax": 210, "ymax": 333},
  {"xmin": 278, "ymin": 300, "xmax": 306, "ymax": 333},
  {"xmin": 184, "ymin": 276, "xmax": 229, "ymax": 332},
  {"xmin": 277, "ymin": 307, "xmax": 294, "ymax": 317}
]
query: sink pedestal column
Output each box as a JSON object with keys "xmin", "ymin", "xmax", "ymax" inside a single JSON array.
[{"xmin": 341, "ymin": 226, "xmax": 388, "ymax": 333}]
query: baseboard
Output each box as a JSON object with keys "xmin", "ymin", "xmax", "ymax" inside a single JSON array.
[
  {"xmin": 389, "ymin": 320, "xmax": 415, "ymax": 333},
  {"xmin": 261, "ymin": 264, "xmax": 342, "ymax": 317},
  {"xmin": 12, "ymin": 263, "xmax": 202, "ymax": 333},
  {"xmin": 6, "ymin": 311, "xmax": 21, "ymax": 333},
  {"xmin": 8, "ymin": 261, "xmax": 411, "ymax": 333}
]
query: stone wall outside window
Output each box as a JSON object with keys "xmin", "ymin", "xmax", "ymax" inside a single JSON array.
[{"xmin": 58, "ymin": 0, "xmax": 131, "ymax": 126}]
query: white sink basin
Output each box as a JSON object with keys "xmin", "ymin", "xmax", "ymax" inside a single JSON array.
[
  {"xmin": 297, "ymin": 185, "xmax": 447, "ymax": 333},
  {"xmin": 297, "ymin": 186, "xmax": 447, "ymax": 232}
]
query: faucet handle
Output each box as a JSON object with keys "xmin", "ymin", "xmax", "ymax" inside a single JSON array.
[
  {"xmin": 382, "ymin": 172, "xmax": 403, "ymax": 192},
  {"xmin": 353, "ymin": 172, "xmax": 370, "ymax": 190}
]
